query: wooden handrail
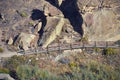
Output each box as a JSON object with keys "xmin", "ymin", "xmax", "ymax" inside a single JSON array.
[{"xmin": 17, "ymin": 41, "xmax": 120, "ymax": 54}]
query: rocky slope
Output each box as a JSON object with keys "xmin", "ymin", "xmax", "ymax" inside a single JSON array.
[
  {"xmin": 0, "ymin": 0, "xmax": 120, "ymax": 50},
  {"xmin": 77, "ymin": 0, "xmax": 120, "ymax": 41}
]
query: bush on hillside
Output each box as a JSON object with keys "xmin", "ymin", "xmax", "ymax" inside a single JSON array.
[
  {"xmin": 0, "ymin": 67, "xmax": 9, "ymax": 74},
  {"xmin": 103, "ymin": 48, "xmax": 116, "ymax": 55},
  {"xmin": 0, "ymin": 47, "xmax": 4, "ymax": 53},
  {"xmin": 16, "ymin": 65, "xmax": 63, "ymax": 80},
  {"xmin": 65, "ymin": 62, "xmax": 120, "ymax": 80}
]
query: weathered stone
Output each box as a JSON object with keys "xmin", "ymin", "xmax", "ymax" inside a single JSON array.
[
  {"xmin": 39, "ymin": 17, "xmax": 64, "ymax": 48},
  {"xmin": 44, "ymin": 2, "xmax": 64, "ymax": 17},
  {"xmin": 34, "ymin": 22, "xmax": 42, "ymax": 34},
  {"xmin": 82, "ymin": 9, "xmax": 120, "ymax": 41},
  {"xmin": 14, "ymin": 32, "xmax": 37, "ymax": 50},
  {"xmin": 77, "ymin": 0, "xmax": 100, "ymax": 11},
  {"xmin": 58, "ymin": 0, "xmax": 63, "ymax": 6},
  {"xmin": 0, "ymin": 74, "xmax": 14, "ymax": 80},
  {"xmin": 8, "ymin": 37, "xmax": 13, "ymax": 45}
]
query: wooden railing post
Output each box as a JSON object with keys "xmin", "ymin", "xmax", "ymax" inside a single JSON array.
[
  {"xmin": 47, "ymin": 45, "xmax": 49, "ymax": 54},
  {"xmin": 82, "ymin": 42, "xmax": 84, "ymax": 48},
  {"xmin": 24, "ymin": 50, "xmax": 26, "ymax": 55},
  {"xmin": 58, "ymin": 41, "xmax": 61, "ymax": 54},
  {"xmin": 106, "ymin": 41, "xmax": 108, "ymax": 48},
  {"xmin": 94, "ymin": 41, "xmax": 97, "ymax": 47},
  {"xmin": 70, "ymin": 43, "xmax": 72, "ymax": 50}
]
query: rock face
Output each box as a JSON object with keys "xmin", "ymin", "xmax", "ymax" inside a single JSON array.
[
  {"xmin": 8, "ymin": 37, "xmax": 13, "ymax": 45},
  {"xmin": 0, "ymin": 0, "xmax": 120, "ymax": 51},
  {"xmin": 77, "ymin": 0, "xmax": 120, "ymax": 41},
  {"xmin": 34, "ymin": 22, "xmax": 42, "ymax": 34},
  {"xmin": 82, "ymin": 9, "xmax": 120, "ymax": 41},
  {"xmin": 44, "ymin": 1, "xmax": 64, "ymax": 17},
  {"xmin": 14, "ymin": 32, "xmax": 38, "ymax": 50},
  {"xmin": 39, "ymin": 17, "xmax": 64, "ymax": 48},
  {"xmin": 0, "ymin": 73, "xmax": 14, "ymax": 80}
]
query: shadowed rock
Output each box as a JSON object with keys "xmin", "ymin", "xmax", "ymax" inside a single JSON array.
[{"xmin": 38, "ymin": 17, "xmax": 64, "ymax": 48}]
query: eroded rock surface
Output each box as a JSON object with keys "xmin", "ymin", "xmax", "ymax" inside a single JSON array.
[
  {"xmin": 44, "ymin": 1, "xmax": 64, "ymax": 17},
  {"xmin": 39, "ymin": 17, "xmax": 64, "ymax": 48},
  {"xmin": 14, "ymin": 32, "xmax": 38, "ymax": 50},
  {"xmin": 0, "ymin": 74, "xmax": 14, "ymax": 80},
  {"xmin": 0, "ymin": 0, "xmax": 120, "ymax": 51},
  {"xmin": 78, "ymin": 0, "xmax": 120, "ymax": 41}
]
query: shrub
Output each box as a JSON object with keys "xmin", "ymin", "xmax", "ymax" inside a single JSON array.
[
  {"xmin": 0, "ymin": 67, "xmax": 9, "ymax": 74},
  {"xmin": 80, "ymin": 36, "xmax": 88, "ymax": 43},
  {"xmin": 64, "ymin": 62, "xmax": 120, "ymax": 80},
  {"xmin": 103, "ymin": 48, "xmax": 116, "ymax": 55},
  {"xmin": 18, "ymin": 11, "xmax": 28, "ymax": 17},
  {"xmin": 16, "ymin": 65, "xmax": 62, "ymax": 80},
  {"xmin": 28, "ymin": 21, "xmax": 34, "ymax": 26},
  {"xmin": 93, "ymin": 48, "xmax": 101, "ymax": 53},
  {"xmin": 0, "ymin": 47, "xmax": 4, "ymax": 53},
  {"xmin": 68, "ymin": 62, "xmax": 77, "ymax": 69},
  {"xmin": 4, "ymin": 55, "xmax": 26, "ymax": 70}
]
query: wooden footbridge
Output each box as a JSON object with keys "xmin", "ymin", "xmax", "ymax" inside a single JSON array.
[{"xmin": 18, "ymin": 41, "xmax": 120, "ymax": 55}]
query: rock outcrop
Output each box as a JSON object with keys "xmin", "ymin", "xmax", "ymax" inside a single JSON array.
[
  {"xmin": 77, "ymin": 0, "xmax": 120, "ymax": 41},
  {"xmin": 82, "ymin": 9, "xmax": 120, "ymax": 41},
  {"xmin": 39, "ymin": 17, "xmax": 64, "ymax": 48},
  {"xmin": 34, "ymin": 22, "xmax": 42, "ymax": 34},
  {"xmin": 44, "ymin": 1, "xmax": 64, "ymax": 17},
  {"xmin": 0, "ymin": 73, "xmax": 14, "ymax": 80},
  {"xmin": 14, "ymin": 32, "xmax": 38, "ymax": 50},
  {"xmin": 8, "ymin": 37, "xmax": 13, "ymax": 45},
  {"xmin": 0, "ymin": 0, "xmax": 120, "ymax": 51}
]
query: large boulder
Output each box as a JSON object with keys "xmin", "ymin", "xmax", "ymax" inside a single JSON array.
[
  {"xmin": 14, "ymin": 32, "xmax": 38, "ymax": 50},
  {"xmin": 8, "ymin": 37, "xmax": 13, "ymax": 45},
  {"xmin": 0, "ymin": 73, "xmax": 14, "ymax": 80},
  {"xmin": 82, "ymin": 9, "xmax": 120, "ymax": 41},
  {"xmin": 44, "ymin": 1, "xmax": 64, "ymax": 17},
  {"xmin": 38, "ymin": 17, "xmax": 64, "ymax": 48},
  {"xmin": 60, "ymin": 19, "xmax": 82, "ymax": 43}
]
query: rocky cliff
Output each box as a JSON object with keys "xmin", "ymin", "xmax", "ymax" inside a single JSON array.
[
  {"xmin": 0, "ymin": 0, "xmax": 120, "ymax": 50},
  {"xmin": 77, "ymin": 0, "xmax": 120, "ymax": 41}
]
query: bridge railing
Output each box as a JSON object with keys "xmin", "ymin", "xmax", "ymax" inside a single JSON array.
[{"xmin": 17, "ymin": 41, "xmax": 120, "ymax": 54}]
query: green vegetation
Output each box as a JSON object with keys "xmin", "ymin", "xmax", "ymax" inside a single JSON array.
[
  {"xmin": 4, "ymin": 55, "xmax": 39, "ymax": 70},
  {"xmin": 93, "ymin": 47, "xmax": 101, "ymax": 53},
  {"xmin": 68, "ymin": 62, "xmax": 78, "ymax": 69},
  {"xmin": 16, "ymin": 65, "xmax": 62, "ymax": 80},
  {"xmin": 18, "ymin": 11, "xmax": 28, "ymax": 17},
  {"xmin": 1, "ymin": 50, "xmax": 120, "ymax": 80},
  {"xmin": 0, "ymin": 47, "xmax": 4, "ymax": 53},
  {"xmin": 3, "ymin": 61, "xmax": 119, "ymax": 80},
  {"xmin": 0, "ymin": 67, "xmax": 9, "ymax": 74},
  {"xmin": 4, "ymin": 55, "xmax": 26, "ymax": 70},
  {"xmin": 103, "ymin": 48, "xmax": 116, "ymax": 55},
  {"xmin": 28, "ymin": 21, "xmax": 34, "ymax": 26},
  {"xmin": 80, "ymin": 36, "xmax": 88, "ymax": 43},
  {"xmin": 65, "ymin": 61, "xmax": 120, "ymax": 80}
]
